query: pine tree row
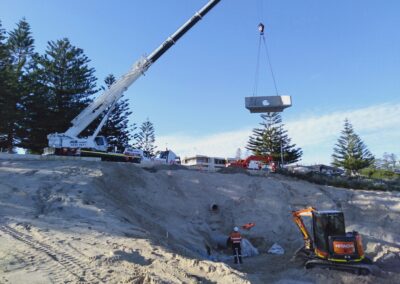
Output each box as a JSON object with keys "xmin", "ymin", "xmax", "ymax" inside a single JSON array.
[
  {"xmin": 246, "ymin": 113, "xmax": 375, "ymax": 175},
  {"xmin": 0, "ymin": 18, "xmax": 155, "ymax": 154}
]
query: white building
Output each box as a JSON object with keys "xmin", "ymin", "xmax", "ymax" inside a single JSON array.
[{"xmin": 182, "ymin": 155, "xmax": 234, "ymax": 170}]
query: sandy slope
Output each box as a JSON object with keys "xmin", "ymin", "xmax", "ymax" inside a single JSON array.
[{"xmin": 0, "ymin": 159, "xmax": 399, "ymax": 283}]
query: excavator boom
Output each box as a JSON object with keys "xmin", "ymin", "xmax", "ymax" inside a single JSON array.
[{"xmin": 292, "ymin": 207, "xmax": 315, "ymax": 250}]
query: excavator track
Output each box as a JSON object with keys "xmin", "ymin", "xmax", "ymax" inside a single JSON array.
[
  {"xmin": 293, "ymin": 247, "xmax": 380, "ymax": 276},
  {"xmin": 305, "ymin": 258, "xmax": 380, "ymax": 276},
  {"xmin": 0, "ymin": 225, "xmax": 105, "ymax": 283}
]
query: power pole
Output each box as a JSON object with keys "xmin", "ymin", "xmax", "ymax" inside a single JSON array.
[{"xmin": 280, "ymin": 125, "xmax": 284, "ymax": 167}]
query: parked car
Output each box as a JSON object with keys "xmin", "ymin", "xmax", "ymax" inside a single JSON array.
[{"xmin": 123, "ymin": 148, "xmax": 151, "ymax": 163}]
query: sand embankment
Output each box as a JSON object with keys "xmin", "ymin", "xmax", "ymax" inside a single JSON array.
[{"xmin": 0, "ymin": 159, "xmax": 399, "ymax": 283}]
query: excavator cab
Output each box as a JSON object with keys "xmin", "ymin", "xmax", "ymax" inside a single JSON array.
[
  {"xmin": 312, "ymin": 210, "xmax": 365, "ymax": 262},
  {"xmin": 312, "ymin": 211, "xmax": 345, "ymax": 255}
]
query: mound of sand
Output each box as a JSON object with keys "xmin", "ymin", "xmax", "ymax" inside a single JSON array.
[{"xmin": 0, "ymin": 159, "xmax": 399, "ymax": 283}]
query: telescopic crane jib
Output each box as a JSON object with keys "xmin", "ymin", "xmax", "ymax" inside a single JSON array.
[{"xmin": 46, "ymin": 0, "xmax": 221, "ymax": 154}]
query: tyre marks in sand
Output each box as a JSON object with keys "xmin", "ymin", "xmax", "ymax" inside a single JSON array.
[{"xmin": 0, "ymin": 225, "xmax": 104, "ymax": 283}]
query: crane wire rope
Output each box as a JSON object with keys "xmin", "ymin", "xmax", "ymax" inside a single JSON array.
[
  {"xmin": 262, "ymin": 34, "xmax": 279, "ymax": 96},
  {"xmin": 252, "ymin": 0, "xmax": 263, "ymax": 97},
  {"xmin": 252, "ymin": 16, "xmax": 280, "ymax": 97},
  {"xmin": 257, "ymin": 0, "xmax": 264, "ymax": 23},
  {"xmin": 252, "ymin": 35, "xmax": 262, "ymax": 97}
]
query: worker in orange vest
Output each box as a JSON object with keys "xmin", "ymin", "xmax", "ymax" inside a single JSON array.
[{"xmin": 229, "ymin": 226, "xmax": 243, "ymax": 264}]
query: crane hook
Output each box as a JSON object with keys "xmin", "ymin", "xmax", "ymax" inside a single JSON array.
[{"xmin": 258, "ymin": 23, "xmax": 265, "ymax": 35}]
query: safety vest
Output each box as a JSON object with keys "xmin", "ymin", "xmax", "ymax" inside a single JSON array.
[{"xmin": 230, "ymin": 232, "xmax": 242, "ymax": 244}]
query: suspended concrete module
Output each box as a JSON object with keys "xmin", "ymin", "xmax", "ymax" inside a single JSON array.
[{"xmin": 245, "ymin": 95, "xmax": 292, "ymax": 113}]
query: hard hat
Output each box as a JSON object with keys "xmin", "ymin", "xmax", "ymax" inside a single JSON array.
[{"xmin": 233, "ymin": 226, "xmax": 239, "ymax": 232}]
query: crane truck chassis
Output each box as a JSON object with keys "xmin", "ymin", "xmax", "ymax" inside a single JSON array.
[{"xmin": 46, "ymin": 0, "xmax": 221, "ymax": 160}]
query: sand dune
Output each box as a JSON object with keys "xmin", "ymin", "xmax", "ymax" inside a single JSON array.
[{"xmin": 0, "ymin": 159, "xmax": 399, "ymax": 283}]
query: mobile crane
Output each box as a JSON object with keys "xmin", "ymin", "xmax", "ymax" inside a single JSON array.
[{"xmin": 46, "ymin": 0, "xmax": 221, "ymax": 156}]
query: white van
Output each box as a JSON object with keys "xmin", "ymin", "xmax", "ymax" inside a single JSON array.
[
  {"xmin": 123, "ymin": 148, "xmax": 151, "ymax": 163},
  {"xmin": 154, "ymin": 150, "xmax": 179, "ymax": 164}
]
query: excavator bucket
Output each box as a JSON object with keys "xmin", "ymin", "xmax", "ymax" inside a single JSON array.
[{"xmin": 245, "ymin": 96, "xmax": 292, "ymax": 113}]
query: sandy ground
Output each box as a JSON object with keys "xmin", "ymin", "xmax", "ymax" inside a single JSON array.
[{"xmin": 0, "ymin": 159, "xmax": 399, "ymax": 284}]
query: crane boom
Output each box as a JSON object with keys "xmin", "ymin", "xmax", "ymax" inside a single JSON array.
[{"xmin": 48, "ymin": 0, "xmax": 221, "ymax": 151}]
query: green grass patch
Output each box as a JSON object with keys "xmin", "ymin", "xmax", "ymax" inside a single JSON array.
[
  {"xmin": 278, "ymin": 169, "xmax": 400, "ymax": 191},
  {"xmin": 359, "ymin": 167, "xmax": 400, "ymax": 180}
]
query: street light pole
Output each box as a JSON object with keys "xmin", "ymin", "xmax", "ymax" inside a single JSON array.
[{"xmin": 280, "ymin": 125, "xmax": 284, "ymax": 167}]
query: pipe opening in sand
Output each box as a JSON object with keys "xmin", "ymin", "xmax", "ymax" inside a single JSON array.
[{"xmin": 210, "ymin": 204, "xmax": 219, "ymax": 212}]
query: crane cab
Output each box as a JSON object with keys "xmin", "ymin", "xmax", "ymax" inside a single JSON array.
[
  {"xmin": 93, "ymin": 136, "xmax": 108, "ymax": 152},
  {"xmin": 245, "ymin": 95, "xmax": 292, "ymax": 113}
]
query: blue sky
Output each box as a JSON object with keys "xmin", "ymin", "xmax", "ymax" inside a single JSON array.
[{"xmin": 2, "ymin": 0, "xmax": 399, "ymax": 164}]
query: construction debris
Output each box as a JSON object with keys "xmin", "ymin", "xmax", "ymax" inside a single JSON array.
[{"xmin": 268, "ymin": 243, "xmax": 285, "ymax": 255}]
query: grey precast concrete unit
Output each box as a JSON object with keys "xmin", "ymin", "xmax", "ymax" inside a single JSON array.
[{"xmin": 245, "ymin": 96, "xmax": 292, "ymax": 113}]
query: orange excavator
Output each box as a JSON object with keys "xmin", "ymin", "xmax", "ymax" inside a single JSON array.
[{"xmin": 292, "ymin": 207, "xmax": 378, "ymax": 275}]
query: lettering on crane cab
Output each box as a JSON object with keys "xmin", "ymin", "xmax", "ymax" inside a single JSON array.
[{"xmin": 69, "ymin": 140, "xmax": 87, "ymax": 147}]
